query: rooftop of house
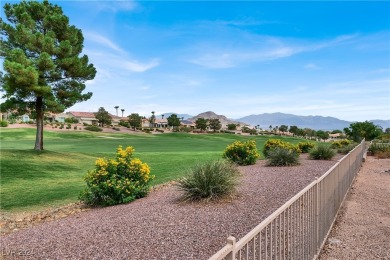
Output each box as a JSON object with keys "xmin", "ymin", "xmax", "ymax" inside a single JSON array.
[{"xmin": 68, "ymin": 111, "xmax": 96, "ymax": 118}]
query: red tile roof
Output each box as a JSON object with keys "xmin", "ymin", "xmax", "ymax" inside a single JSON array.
[{"xmin": 68, "ymin": 112, "xmax": 96, "ymax": 118}]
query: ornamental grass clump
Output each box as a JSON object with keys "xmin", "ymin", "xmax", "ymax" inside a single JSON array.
[
  {"xmin": 309, "ymin": 145, "xmax": 336, "ymax": 160},
  {"xmin": 80, "ymin": 146, "xmax": 154, "ymax": 206},
  {"xmin": 223, "ymin": 140, "xmax": 260, "ymax": 165},
  {"xmin": 176, "ymin": 160, "xmax": 240, "ymax": 201},
  {"xmin": 267, "ymin": 148, "xmax": 300, "ymax": 166},
  {"xmin": 263, "ymin": 139, "xmax": 301, "ymax": 157}
]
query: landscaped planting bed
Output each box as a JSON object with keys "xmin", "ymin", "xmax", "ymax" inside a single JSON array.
[{"xmin": 0, "ymin": 154, "xmax": 342, "ymax": 260}]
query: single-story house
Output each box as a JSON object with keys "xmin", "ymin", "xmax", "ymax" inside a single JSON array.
[
  {"xmin": 180, "ymin": 120, "xmax": 196, "ymax": 128},
  {"xmin": 54, "ymin": 113, "xmax": 68, "ymax": 123},
  {"xmin": 67, "ymin": 112, "xmax": 98, "ymax": 125},
  {"xmin": 154, "ymin": 118, "xmax": 168, "ymax": 128}
]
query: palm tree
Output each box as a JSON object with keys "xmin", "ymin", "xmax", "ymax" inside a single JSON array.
[
  {"xmin": 121, "ymin": 109, "xmax": 125, "ymax": 117},
  {"xmin": 150, "ymin": 111, "xmax": 156, "ymax": 128},
  {"xmin": 162, "ymin": 114, "xmax": 164, "ymax": 119},
  {"xmin": 114, "ymin": 106, "xmax": 119, "ymax": 116}
]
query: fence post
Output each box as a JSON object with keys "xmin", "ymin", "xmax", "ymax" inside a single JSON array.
[
  {"xmin": 226, "ymin": 236, "xmax": 236, "ymax": 260},
  {"xmin": 315, "ymin": 178, "xmax": 320, "ymax": 257}
]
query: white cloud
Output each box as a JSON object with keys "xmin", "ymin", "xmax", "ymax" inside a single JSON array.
[
  {"xmin": 304, "ymin": 63, "xmax": 321, "ymax": 70},
  {"xmin": 95, "ymin": 1, "xmax": 137, "ymax": 12},
  {"xmin": 124, "ymin": 59, "xmax": 160, "ymax": 72},
  {"xmin": 84, "ymin": 32, "xmax": 124, "ymax": 53},
  {"xmin": 187, "ymin": 33, "xmax": 359, "ymax": 69}
]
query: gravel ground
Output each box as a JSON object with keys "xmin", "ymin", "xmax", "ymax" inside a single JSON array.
[
  {"xmin": 319, "ymin": 156, "xmax": 390, "ymax": 260},
  {"xmin": 0, "ymin": 154, "xmax": 342, "ymax": 260}
]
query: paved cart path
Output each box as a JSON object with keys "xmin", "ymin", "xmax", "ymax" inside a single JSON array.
[{"xmin": 320, "ymin": 156, "xmax": 390, "ymax": 260}]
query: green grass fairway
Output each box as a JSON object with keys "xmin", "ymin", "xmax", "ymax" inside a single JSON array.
[{"xmin": 0, "ymin": 128, "xmax": 304, "ymax": 212}]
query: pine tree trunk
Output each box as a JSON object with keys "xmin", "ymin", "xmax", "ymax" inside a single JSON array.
[{"xmin": 34, "ymin": 96, "xmax": 44, "ymax": 151}]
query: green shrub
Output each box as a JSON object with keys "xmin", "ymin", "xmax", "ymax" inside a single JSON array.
[
  {"xmin": 74, "ymin": 126, "xmax": 77, "ymax": 130},
  {"xmin": 368, "ymin": 142, "xmax": 390, "ymax": 155},
  {"xmin": 223, "ymin": 140, "xmax": 260, "ymax": 165},
  {"xmin": 112, "ymin": 127, "xmax": 120, "ymax": 131},
  {"xmin": 297, "ymin": 141, "xmax": 315, "ymax": 153},
  {"xmin": 80, "ymin": 146, "xmax": 154, "ymax": 206},
  {"xmin": 377, "ymin": 134, "xmax": 390, "ymax": 142},
  {"xmin": 309, "ymin": 145, "xmax": 336, "ymax": 160},
  {"xmin": 85, "ymin": 125, "xmax": 103, "ymax": 132},
  {"xmin": 263, "ymin": 139, "xmax": 301, "ymax": 157},
  {"xmin": 180, "ymin": 126, "xmax": 192, "ymax": 133},
  {"xmin": 175, "ymin": 160, "xmax": 239, "ymax": 201},
  {"xmin": 0, "ymin": 120, "xmax": 9, "ymax": 127},
  {"xmin": 337, "ymin": 143, "xmax": 357, "ymax": 154},
  {"xmin": 83, "ymin": 122, "xmax": 89, "ymax": 126},
  {"xmin": 65, "ymin": 117, "xmax": 79, "ymax": 124},
  {"xmin": 267, "ymin": 148, "xmax": 300, "ymax": 166},
  {"xmin": 330, "ymin": 139, "xmax": 352, "ymax": 149}
]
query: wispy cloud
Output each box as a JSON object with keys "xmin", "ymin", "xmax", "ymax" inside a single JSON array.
[
  {"xmin": 94, "ymin": 1, "xmax": 137, "ymax": 13},
  {"xmin": 85, "ymin": 32, "xmax": 124, "ymax": 53},
  {"xmin": 187, "ymin": 32, "xmax": 358, "ymax": 69},
  {"xmin": 124, "ymin": 59, "xmax": 160, "ymax": 72},
  {"xmin": 304, "ymin": 63, "xmax": 321, "ymax": 70}
]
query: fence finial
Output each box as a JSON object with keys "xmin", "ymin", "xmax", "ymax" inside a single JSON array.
[{"xmin": 227, "ymin": 236, "xmax": 236, "ymax": 245}]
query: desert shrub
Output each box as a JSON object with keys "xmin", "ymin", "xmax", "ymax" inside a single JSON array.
[
  {"xmin": 0, "ymin": 120, "xmax": 9, "ymax": 127},
  {"xmin": 83, "ymin": 122, "xmax": 89, "ymax": 126},
  {"xmin": 263, "ymin": 139, "xmax": 301, "ymax": 157},
  {"xmin": 375, "ymin": 150, "xmax": 390, "ymax": 159},
  {"xmin": 337, "ymin": 143, "xmax": 357, "ymax": 154},
  {"xmin": 59, "ymin": 124, "xmax": 64, "ymax": 129},
  {"xmin": 309, "ymin": 145, "xmax": 336, "ymax": 160},
  {"xmin": 112, "ymin": 127, "xmax": 120, "ymax": 131},
  {"xmin": 267, "ymin": 148, "xmax": 300, "ymax": 166},
  {"xmin": 221, "ymin": 130, "xmax": 235, "ymax": 134},
  {"xmin": 66, "ymin": 123, "xmax": 71, "ymax": 129},
  {"xmin": 330, "ymin": 139, "xmax": 352, "ymax": 149},
  {"xmin": 180, "ymin": 126, "xmax": 192, "ymax": 133},
  {"xmin": 377, "ymin": 134, "xmax": 390, "ymax": 142},
  {"xmin": 74, "ymin": 126, "xmax": 77, "ymax": 130},
  {"xmin": 297, "ymin": 141, "xmax": 315, "ymax": 153},
  {"xmin": 368, "ymin": 143, "xmax": 390, "ymax": 156},
  {"xmin": 80, "ymin": 146, "xmax": 154, "ymax": 206},
  {"xmin": 223, "ymin": 140, "xmax": 260, "ymax": 165},
  {"xmin": 175, "ymin": 160, "xmax": 239, "ymax": 201},
  {"xmin": 85, "ymin": 125, "xmax": 103, "ymax": 132}
]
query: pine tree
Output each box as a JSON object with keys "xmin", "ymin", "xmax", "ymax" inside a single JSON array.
[{"xmin": 0, "ymin": 0, "xmax": 96, "ymax": 150}]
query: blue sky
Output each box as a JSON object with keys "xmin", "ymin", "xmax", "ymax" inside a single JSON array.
[{"xmin": 2, "ymin": 1, "xmax": 390, "ymax": 121}]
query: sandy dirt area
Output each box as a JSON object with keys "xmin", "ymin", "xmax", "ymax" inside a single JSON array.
[{"xmin": 320, "ymin": 156, "xmax": 390, "ymax": 260}]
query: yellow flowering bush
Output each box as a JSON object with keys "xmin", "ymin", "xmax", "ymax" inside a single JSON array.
[
  {"xmin": 80, "ymin": 146, "xmax": 154, "ymax": 206},
  {"xmin": 297, "ymin": 141, "xmax": 316, "ymax": 153},
  {"xmin": 330, "ymin": 139, "xmax": 351, "ymax": 149},
  {"xmin": 263, "ymin": 139, "xmax": 301, "ymax": 157},
  {"xmin": 223, "ymin": 140, "xmax": 260, "ymax": 165}
]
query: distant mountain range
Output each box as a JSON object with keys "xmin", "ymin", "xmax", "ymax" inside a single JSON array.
[
  {"xmin": 188, "ymin": 111, "xmax": 240, "ymax": 126},
  {"xmin": 236, "ymin": 113, "xmax": 389, "ymax": 130},
  {"xmin": 161, "ymin": 111, "xmax": 389, "ymax": 130}
]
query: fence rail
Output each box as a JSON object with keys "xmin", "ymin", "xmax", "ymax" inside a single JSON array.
[{"xmin": 209, "ymin": 140, "xmax": 366, "ymax": 260}]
